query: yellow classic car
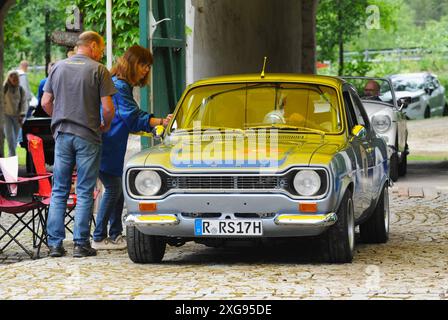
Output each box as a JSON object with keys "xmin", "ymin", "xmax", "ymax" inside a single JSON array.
[{"xmin": 123, "ymin": 74, "xmax": 390, "ymax": 263}]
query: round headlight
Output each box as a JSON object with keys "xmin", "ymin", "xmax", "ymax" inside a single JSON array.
[
  {"xmin": 135, "ymin": 170, "xmax": 162, "ymax": 196},
  {"xmin": 293, "ymin": 170, "xmax": 321, "ymax": 196},
  {"xmin": 372, "ymin": 115, "xmax": 391, "ymax": 133}
]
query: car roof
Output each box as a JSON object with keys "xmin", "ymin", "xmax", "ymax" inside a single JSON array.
[
  {"xmin": 390, "ymin": 72, "xmax": 430, "ymax": 79},
  {"xmin": 189, "ymin": 73, "xmax": 345, "ymax": 89}
]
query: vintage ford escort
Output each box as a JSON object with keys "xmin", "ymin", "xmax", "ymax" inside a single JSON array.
[{"xmin": 123, "ymin": 74, "xmax": 390, "ymax": 263}]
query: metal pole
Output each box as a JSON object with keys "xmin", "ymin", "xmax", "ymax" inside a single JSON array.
[{"xmin": 106, "ymin": 0, "xmax": 113, "ymax": 69}]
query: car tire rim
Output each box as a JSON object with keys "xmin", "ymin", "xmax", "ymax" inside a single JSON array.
[
  {"xmin": 347, "ymin": 198, "xmax": 355, "ymax": 252},
  {"xmin": 384, "ymin": 188, "xmax": 390, "ymax": 233}
]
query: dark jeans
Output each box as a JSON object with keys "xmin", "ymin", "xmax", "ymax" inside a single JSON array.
[
  {"xmin": 93, "ymin": 171, "xmax": 124, "ymax": 242},
  {"xmin": 46, "ymin": 133, "xmax": 101, "ymax": 247}
]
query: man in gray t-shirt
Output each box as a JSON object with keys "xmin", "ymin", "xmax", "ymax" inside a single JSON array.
[{"xmin": 42, "ymin": 31, "xmax": 116, "ymax": 258}]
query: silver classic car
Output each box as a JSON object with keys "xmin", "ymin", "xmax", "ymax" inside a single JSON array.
[
  {"xmin": 342, "ymin": 77, "xmax": 409, "ymax": 181},
  {"xmin": 123, "ymin": 74, "xmax": 390, "ymax": 264}
]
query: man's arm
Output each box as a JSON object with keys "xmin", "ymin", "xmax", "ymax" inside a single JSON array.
[
  {"xmin": 42, "ymin": 92, "xmax": 54, "ymax": 116},
  {"xmin": 100, "ymin": 96, "xmax": 115, "ymax": 132}
]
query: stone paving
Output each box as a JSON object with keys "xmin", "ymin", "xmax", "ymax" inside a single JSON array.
[{"xmin": 0, "ymin": 190, "xmax": 447, "ymax": 300}]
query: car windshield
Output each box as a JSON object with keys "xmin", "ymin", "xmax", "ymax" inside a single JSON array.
[
  {"xmin": 170, "ymin": 83, "xmax": 342, "ymax": 134},
  {"xmin": 391, "ymin": 76, "xmax": 425, "ymax": 92},
  {"xmin": 341, "ymin": 77, "xmax": 395, "ymax": 106}
]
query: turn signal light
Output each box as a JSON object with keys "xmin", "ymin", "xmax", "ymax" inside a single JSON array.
[
  {"xmin": 299, "ymin": 202, "xmax": 317, "ymax": 213},
  {"xmin": 139, "ymin": 203, "xmax": 157, "ymax": 212}
]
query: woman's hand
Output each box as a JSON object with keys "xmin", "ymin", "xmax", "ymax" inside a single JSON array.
[{"xmin": 162, "ymin": 114, "xmax": 173, "ymax": 127}]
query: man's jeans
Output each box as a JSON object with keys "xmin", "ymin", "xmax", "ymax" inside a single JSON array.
[
  {"xmin": 47, "ymin": 133, "xmax": 101, "ymax": 247},
  {"xmin": 93, "ymin": 171, "xmax": 124, "ymax": 242},
  {"xmin": 4, "ymin": 115, "xmax": 20, "ymax": 157}
]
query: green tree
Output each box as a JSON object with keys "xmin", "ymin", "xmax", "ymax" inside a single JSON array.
[
  {"xmin": 75, "ymin": 0, "xmax": 139, "ymax": 61},
  {"xmin": 317, "ymin": 0, "xmax": 397, "ymax": 75},
  {"xmin": 4, "ymin": 0, "xmax": 70, "ymax": 72}
]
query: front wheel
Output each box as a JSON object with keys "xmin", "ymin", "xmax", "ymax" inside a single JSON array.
[
  {"xmin": 398, "ymin": 150, "xmax": 407, "ymax": 177},
  {"xmin": 127, "ymin": 226, "xmax": 166, "ymax": 263},
  {"xmin": 360, "ymin": 185, "xmax": 390, "ymax": 244},
  {"xmin": 424, "ymin": 105, "xmax": 431, "ymax": 119},
  {"xmin": 443, "ymin": 103, "xmax": 448, "ymax": 117},
  {"xmin": 321, "ymin": 190, "xmax": 355, "ymax": 263},
  {"xmin": 390, "ymin": 152, "xmax": 399, "ymax": 182}
]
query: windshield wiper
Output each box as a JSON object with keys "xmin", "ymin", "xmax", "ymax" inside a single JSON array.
[
  {"xmin": 173, "ymin": 127, "xmax": 245, "ymax": 134},
  {"xmin": 247, "ymin": 125, "xmax": 326, "ymax": 138}
]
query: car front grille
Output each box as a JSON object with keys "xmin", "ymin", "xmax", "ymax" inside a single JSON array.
[{"xmin": 166, "ymin": 176, "xmax": 287, "ymax": 190}]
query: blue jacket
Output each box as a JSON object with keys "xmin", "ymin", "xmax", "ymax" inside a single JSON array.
[{"xmin": 100, "ymin": 77, "xmax": 154, "ymax": 176}]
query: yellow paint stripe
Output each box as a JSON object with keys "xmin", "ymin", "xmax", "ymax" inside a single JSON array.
[{"xmin": 136, "ymin": 215, "xmax": 177, "ymax": 222}]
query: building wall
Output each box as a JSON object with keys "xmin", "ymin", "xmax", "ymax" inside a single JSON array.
[{"xmin": 186, "ymin": 0, "xmax": 317, "ymax": 83}]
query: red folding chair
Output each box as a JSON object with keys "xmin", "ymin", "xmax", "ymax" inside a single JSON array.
[
  {"xmin": 0, "ymin": 175, "xmax": 51, "ymax": 259},
  {"xmin": 27, "ymin": 134, "xmax": 97, "ymax": 237}
]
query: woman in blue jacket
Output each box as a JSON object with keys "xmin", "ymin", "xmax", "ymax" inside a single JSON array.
[{"xmin": 93, "ymin": 45, "xmax": 172, "ymax": 250}]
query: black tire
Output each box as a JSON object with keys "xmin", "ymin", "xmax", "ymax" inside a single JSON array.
[
  {"xmin": 321, "ymin": 190, "xmax": 355, "ymax": 263},
  {"xmin": 443, "ymin": 103, "xmax": 448, "ymax": 117},
  {"xmin": 360, "ymin": 185, "xmax": 390, "ymax": 244},
  {"xmin": 389, "ymin": 152, "xmax": 399, "ymax": 182},
  {"xmin": 398, "ymin": 151, "xmax": 407, "ymax": 177},
  {"xmin": 127, "ymin": 226, "xmax": 166, "ymax": 263},
  {"xmin": 424, "ymin": 105, "xmax": 431, "ymax": 119}
]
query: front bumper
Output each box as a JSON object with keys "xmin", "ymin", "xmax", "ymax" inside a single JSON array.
[{"xmin": 124, "ymin": 193, "xmax": 338, "ymax": 238}]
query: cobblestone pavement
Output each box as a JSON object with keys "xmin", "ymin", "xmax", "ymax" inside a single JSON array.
[{"xmin": 0, "ymin": 188, "xmax": 447, "ymax": 300}]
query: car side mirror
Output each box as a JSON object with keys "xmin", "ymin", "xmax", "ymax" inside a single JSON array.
[
  {"xmin": 351, "ymin": 124, "xmax": 367, "ymax": 139},
  {"xmin": 425, "ymin": 86, "xmax": 434, "ymax": 95},
  {"xmin": 397, "ymin": 96, "xmax": 411, "ymax": 110}
]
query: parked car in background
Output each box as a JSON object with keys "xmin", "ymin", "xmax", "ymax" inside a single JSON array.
[
  {"xmin": 123, "ymin": 74, "xmax": 390, "ymax": 264},
  {"xmin": 341, "ymin": 76, "xmax": 409, "ymax": 182},
  {"xmin": 389, "ymin": 72, "xmax": 448, "ymax": 119}
]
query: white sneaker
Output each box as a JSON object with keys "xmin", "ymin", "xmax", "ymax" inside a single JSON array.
[{"xmin": 110, "ymin": 235, "xmax": 127, "ymax": 250}]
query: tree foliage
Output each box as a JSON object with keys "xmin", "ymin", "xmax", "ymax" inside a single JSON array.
[
  {"xmin": 75, "ymin": 0, "xmax": 140, "ymax": 61},
  {"xmin": 317, "ymin": 0, "xmax": 398, "ymax": 75},
  {"xmin": 4, "ymin": 0, "xmax": 70, "ymax": 70}
]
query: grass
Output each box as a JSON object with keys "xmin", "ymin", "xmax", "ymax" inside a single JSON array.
[{"xmin": 408, "ymin": 155, "xmax": 448, "ymax": 162}]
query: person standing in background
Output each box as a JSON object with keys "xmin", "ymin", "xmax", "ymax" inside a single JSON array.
[
  {"xmin": 33, "ymin": 62, "xmax": 55, "ymax": 117},
  {"xmin": 3, "ymin": 70, "xmax": 26, "ymax": 157}
]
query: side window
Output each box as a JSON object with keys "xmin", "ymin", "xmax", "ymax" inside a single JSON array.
[
  {"xmin": 343, "ymin": 90, "xmax": 357, "ymax": 131},
  {"xmin": 349, "ymin": 89, "xmax": 370, "ymax": 129}
]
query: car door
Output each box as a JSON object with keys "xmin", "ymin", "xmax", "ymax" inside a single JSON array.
[
  {"xmin": 426, "ymin": 75, "xmax": 441, "ymax": 114},
  {"xmin": 431, "ymin": 77, "xmax": 445, "ymax": 115},
  {"xmin": 349, "ymin": 88, "xmax": 376, "ymax": 198},
  {"xmin": 342, "ymin": 87, "xmax": 372, "ymax": 219}
]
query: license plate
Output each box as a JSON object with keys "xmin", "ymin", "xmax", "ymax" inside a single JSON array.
[{"xmin": 194, "ymin": 219, "xmax": 263, "ymax": 236}]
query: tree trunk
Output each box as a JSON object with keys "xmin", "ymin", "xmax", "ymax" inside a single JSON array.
[
  {"xmin": 337, "ymin": 7, "xmax": 344, "ymax": 76},
  {"xmin": 45, "ymin": 8, "xmax": 51, "ymax": 76}
]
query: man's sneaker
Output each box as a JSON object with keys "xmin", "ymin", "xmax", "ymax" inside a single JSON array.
[
  {"xmin": 110, "ymin": 235, "xmax": 127, "ymax": 250},
  {"xmin": 73, "ymin": 243, "xmax": 97, "ymax": 258},
  {"xmin": 49, "ymin": 246, "xmax": 66, "ymax": 257},
  {"xmin": 92, "ymin": 238, "xmax": 116, "ymax": 250},
  {"xmin": 92, "ymin": 236, "xmax": 127, "ymax": 250}
]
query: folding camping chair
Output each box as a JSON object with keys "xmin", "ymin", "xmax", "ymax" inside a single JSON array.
[
  {"xmin": 0, "ymin": 157, "xmax": 50, "ymax": 259},
  {"xmin": 27, "ymin": 134, "xmax": 97, "ymax": 237}
]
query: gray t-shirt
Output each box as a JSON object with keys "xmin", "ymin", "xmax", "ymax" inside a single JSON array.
[{"xmin": 43, "ymin": 54, "xmax": 117, "ymax": 144}]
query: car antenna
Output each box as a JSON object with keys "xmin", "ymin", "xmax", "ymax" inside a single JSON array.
[{"xmin": 260, "ymin": 56, "xmax": 267, "ymax": 79}]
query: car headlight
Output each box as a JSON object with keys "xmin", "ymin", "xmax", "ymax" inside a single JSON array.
[
  {"xmin": 372, "ymin": 115, "xmax": 391, "ymax": 133},
  {"xmin": 135, "ymin": 170, "xmax": 162, "ymax": 196},
  {"xmin": 293, "ymin": 170, "xmax": 321, "ymax": 196}
]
